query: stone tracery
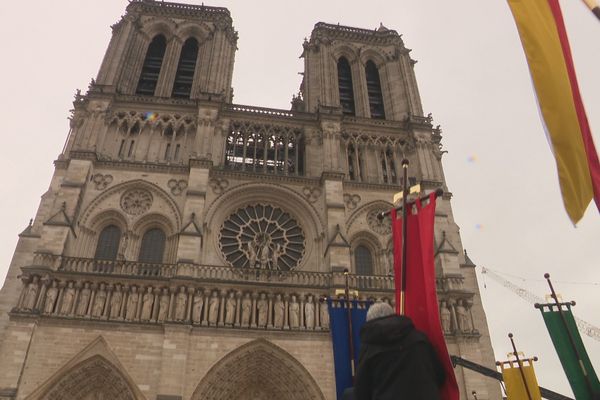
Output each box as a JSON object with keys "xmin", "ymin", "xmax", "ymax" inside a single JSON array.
[{"xmin": 219, "ymin": 204, "xmax": 305, "ymax": 271}]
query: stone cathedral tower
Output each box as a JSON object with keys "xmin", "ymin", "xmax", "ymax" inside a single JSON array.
[{"xmin": 0, "ymin": 1, "xmax": 500, "ymax": 399}]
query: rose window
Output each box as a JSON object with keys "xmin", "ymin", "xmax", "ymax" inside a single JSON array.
[
  {"xmin": 120, "ymin": 189, "xmax": 153, "ymax": 215},
  {"xmin": 219, "ymin": 204, "xmax": 305, "ymax": 271}
]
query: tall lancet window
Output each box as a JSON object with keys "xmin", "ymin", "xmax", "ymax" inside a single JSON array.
[
  {"xmin": 171, "ymin": 38, "xmax": 199, "ymax": 98},
  {"xmin": 94, "ymin": 225, "xmax": 121, "ymax": 261},
  {"xmin": 366, "ymin": 60, "xmax": 385, "ymax": 119},
  {"xmin": 337, "ymin": 57, "xmax": 356, "ymax": 116},
  {"xmin": 136, "ymin": 35, "xmax": 167, "ymax": 96},
  {"xmin": 355, "ymin": 245, "xmax": 374, "ymax": 275},
  {"xmin": 138, "ymin": 228, "xmax": 166, "ymax": 264}
]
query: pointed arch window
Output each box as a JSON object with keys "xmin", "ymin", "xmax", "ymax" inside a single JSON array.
[
  {"xmin": 136, "ymin": 35, "xmax": 167, "ymax": 96},
  {"xmin": 94, "ymin": 225, "xmax": 121, "ymax": 261},
  {"xmin": 355, "ymin": 245, "xmax": 374, "ymax": 275},
  {"xmin": 337, "ymin": 57, "xmax": 356, "ymax": 116},
  {"xmin": 347, "ymin": 143, "xmax": 364, "ymax": 181},
  {"xmin": 172, "ymin": 38, "xmax": 199, "ymax": 98},
  {"xmin": 366, "ymin": 60, "xmax": 385, "ymax": 119},
  {"xmin": 138, "ymin": 228, "xmax": 166, "ymax": 264}
]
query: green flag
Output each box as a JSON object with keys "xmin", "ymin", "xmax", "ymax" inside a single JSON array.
[{"xmin": 539, "ymin": 304, "xmax": 600, "ymax": 399}]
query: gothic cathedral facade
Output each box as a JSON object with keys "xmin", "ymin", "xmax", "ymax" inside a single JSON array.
[{"xmin": 0, "ymin": 1, "xmax": 500, "ymax": 399}]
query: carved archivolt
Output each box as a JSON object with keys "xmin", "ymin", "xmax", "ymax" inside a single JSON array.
[
  {"xmin": 107, "ymin": 110, "xmax": 197, "ymax": 137},
  {"xmin": 191, "ymin": 339, "xmax": 326, "ymax": 400}
]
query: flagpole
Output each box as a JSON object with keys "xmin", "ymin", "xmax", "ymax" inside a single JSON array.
[
  {"xmin": 544, "ymin": 273, "xmax": 596, "ymax": 397},
  {"xmin": 508, "ymin": 333, "xmax": 534, "ymax": 400},
  {"xmin": 344, "ymin": 269, "xmax": 356, "ymax": 383},
  {"xmin": 399, "ymin": 159, "xmax": 409, "ymax": 315}
]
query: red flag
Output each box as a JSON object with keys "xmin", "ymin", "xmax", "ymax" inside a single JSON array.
[{"xmin": 391, "ymin": 193, "xmax": 459, "ymax": 400}]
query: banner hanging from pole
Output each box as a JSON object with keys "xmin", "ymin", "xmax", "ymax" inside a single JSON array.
[
  {"xmin": 539, "ymin": 304, "xmax": 600, "ymax": 399},
  {"xmin": 390, "ymin": 192, "xmax": 459, "ymax": 400},
  {"xmin": 501, "ymin": 359, "xmax": 542, "ymax": 400},
  {"xmin": 327, "ymin": 299, "xmax": 369, "ymax": 400}
]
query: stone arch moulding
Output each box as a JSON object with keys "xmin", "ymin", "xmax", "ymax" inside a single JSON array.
[
  {"xmin": 190, "ymin": 338, "xmax": 326, "ymax": 400},
  {"xmin": 359, "ymin": 48, "xmax": 387, "ymax": 69},
  {"xmin": 346, "ymin": 199, "xmax": 393, "ymax": 233},
  {"xmin": 204, "ymin": 182, "xmax": 325, "ymax": 271},
  {"xmin": 24, "ymin": 336, "xmax": 145, "ymax": 400},
  {"xmin": 175, "ymin": 21, "xmax": 213, "ymax": 44},
  {"xmin": 330, "ymin": 44, "xmax": 360, "ymax": 66},
  {"xmin": 79, "ymin": 179, "xmax": 182, "ymax": 233},
  {"xmin": 139, "ymin": 18, "xmax": 177, "ymax": 42}
]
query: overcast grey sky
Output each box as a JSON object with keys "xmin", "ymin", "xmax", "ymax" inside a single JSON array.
[{"xmin": 0, "ymin": 0, "xmax": 598, "ymax": 397}]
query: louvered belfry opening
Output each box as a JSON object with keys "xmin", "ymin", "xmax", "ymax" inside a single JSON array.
[
  {"xmin": 136, "ymin": 35, "xmax": 167, "ymax": 96},
  {"xmin": 337, "ymin": 57, "xmax": 355, "ymax": 116},
  {"xmin": 138, "ymin": 228, "xmax": 166, "ymax": 264},
  {"xmin": 366, "ymin": 60, "xmax": 385, "ymax": 119},
  {"xmin": 94, "ymin": 225, "xmax": 121, "ymax": 261},
  {"xmin": 172, "ymin": 38, "xmax": 199, "ymax": 98}
]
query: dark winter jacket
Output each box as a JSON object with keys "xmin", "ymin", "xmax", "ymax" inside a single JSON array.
[{"xmin": 355, "ymin": 315, "xmax": 445, "ymax": 400}]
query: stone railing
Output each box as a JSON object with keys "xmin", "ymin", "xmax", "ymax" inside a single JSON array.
[
  {"xmin": 225, "ymin": 104, "xmax": 296, "ymax": 118},
  {"xmin": 55, "ymin": 257, "xmax": 336, "ymax": 288}
]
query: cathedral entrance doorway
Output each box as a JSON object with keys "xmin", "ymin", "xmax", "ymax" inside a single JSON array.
[{"xmin": 191, "ymin": 339, "xmax": 325, "ymax": 400}]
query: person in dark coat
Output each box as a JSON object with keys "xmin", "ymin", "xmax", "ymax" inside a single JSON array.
[{"xmin": 355, "ymin": 302, "xmax": 445, "ymax": 400}]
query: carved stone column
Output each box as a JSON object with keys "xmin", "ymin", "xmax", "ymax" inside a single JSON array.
[
  {"xmin": 448, "ymin": 298, "xmax": 458, "ymax": 335},
  {"xmin": 167, "ymin": 286, "xmax": 176, "ymax": 322},
  {"xmin": 267, "ymin": 293, "xmax": 273, "ymax": 329},
  {"xmin": 299, "ymin": 293, "xmax": 306, "ymax": 330},
  {"xmin": 152, "ymin": 288, "xmax": 161, "ymax": 322},
  {"xmin": 105, "ymin": 284, "xmax": 114, "ymax": 320},
  {"xmin": 250, "ymin": 292, "xmax": 258, "ymax": 328},
  {"xmin": 35, "ymin": 276, "xmax": 49, "ymax": 312},
  {"xmin": 218, "ymin": 290, "xmax": 226, "ymax": 327},
  {"xmin": 87, "ymin": 283, "xmax": 97, "ymax": 319},
  {"xmin": 283, "ymin": 293, "xmax": 290, "ymax": 330},
  {"xmin": 72, "ymin": 282, "xmax": 82, "ymax": 317},
  {"xmin": 234, "ymin": 291, "xmax": 242, "ymax": 327},
  {"xmin": 201, "ymin": 289, "xmax": 210, "ymax": 326},
  {"xmin": 187, "ymin": 287, "xmax": 195, "ymax": 323}
]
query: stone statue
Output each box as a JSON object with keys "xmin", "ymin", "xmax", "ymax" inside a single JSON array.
[
  {"xmin": 60, "ymin": 282, "xmax": 75, "ymax": 315},
  {"xmin": 273, "ymin": 294, "xmax": 284, "ymax": 328},
  {"xmin": 256, "ymin": 293, "xmax": 268, "ymax": 327},
  {"xmin": 271, "ymin": 243, "xmax": 282, "ymax": 270},
  {"xmin": 456, "ymin": 299, "xmax": 471, "ymax": 333},
  {"xmin": 289, "ymin": 295, "xmax": 300, "ymax": 329},
  {"xmin": 225, "ymin": 292, "xmax": 236, "ymax": 325},
  {"xmin": 109, "ymin": 287, "xmax": 123, "ymax": 319},
  {"xmin": 22, "ymin": 276, "xmax": 40, "ymax": 311},
  {"xmin": 247, "ymin": 239, "xmax": 257, "ymax": 268},
  {"xmin": 304, "ymin": 295, "xmax": 315, "ymax": 329},
  {"xmin": 319, "ymin": 299, "xmax": 329, "ymax": 329},
  {"xmin": 141, "ymin": 287, "xmax": 154, "ymax": 321},
  {"xmin": 259, "ymin": 240, "xmax": 270, "ymax": 269},
  {"xmin": 192, "ymin": 291, "xmax": 204, "ymax": 324},
  {"xmin": 92, "ymin": 283, "xmax": 107, "ymax": 318},
  {"xmin": 157, "ymin": 288, "xmax": 170, "ymax": 322},
  {"xmin": 76, "ymin": 282, "xmax": 91, "ymax": 316},
  {"xmin": 118, "ymin": 230, "xmax": 130, "ymax": 260},
  {"xmin": 175, "ymin": 287, "xmax": 187, "ymax": 321},
  {"xmin": 208, "ymin": 291, "xmax": 219, "ymax": 325},
  {"xmin": 43, "ymin": 281, "xmax": 59, "ymax": 314},
  {"xmin": 125, "ymin": 286, "xmax": 139, "ymax": 320},
  {"xmin": 240, "ymin": 293, "xmax": 252, "ymax": 327},
  {"xmin": 440, "ymin": 300, "xmax": 452, "ymax": 334}
]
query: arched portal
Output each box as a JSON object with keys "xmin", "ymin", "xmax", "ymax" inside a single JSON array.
[
  {"xmin": 28, "ymin": 355, "xmax": 139, "ymax": 400},
  {"xmin": 191, "ymin": 339, "xmax": 325, "ymax": 400}
]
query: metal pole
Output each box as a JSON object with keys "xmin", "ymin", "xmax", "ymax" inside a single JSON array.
[
  {"xmin": 399, "ymin": 159, "xmax": 409, "ymax": 315},
  {"xmin": 344, "ymin": 269, "xmax": 356, "ymax": 382},
  {"xmin": 508, "ymin": 333, "xmax": 534, "ymax": 400},
  {"xmin": 544, "ymin": 273, "xmax": 596, "ymax": 397}
]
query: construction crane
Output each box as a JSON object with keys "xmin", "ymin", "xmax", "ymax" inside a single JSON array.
[{"xmin": 481, "ymin": 266, "xmax": 600, "ymax": 342}]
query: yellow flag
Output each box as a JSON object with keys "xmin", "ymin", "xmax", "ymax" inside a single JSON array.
[{"xmin": 501, "ymin": 360, "xmax": 542, "ymax": 400}]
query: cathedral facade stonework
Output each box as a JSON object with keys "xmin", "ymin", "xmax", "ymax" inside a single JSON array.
[{"xmin": 0, "ymin": 1, "xmax": 500, "ymax": 399}]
